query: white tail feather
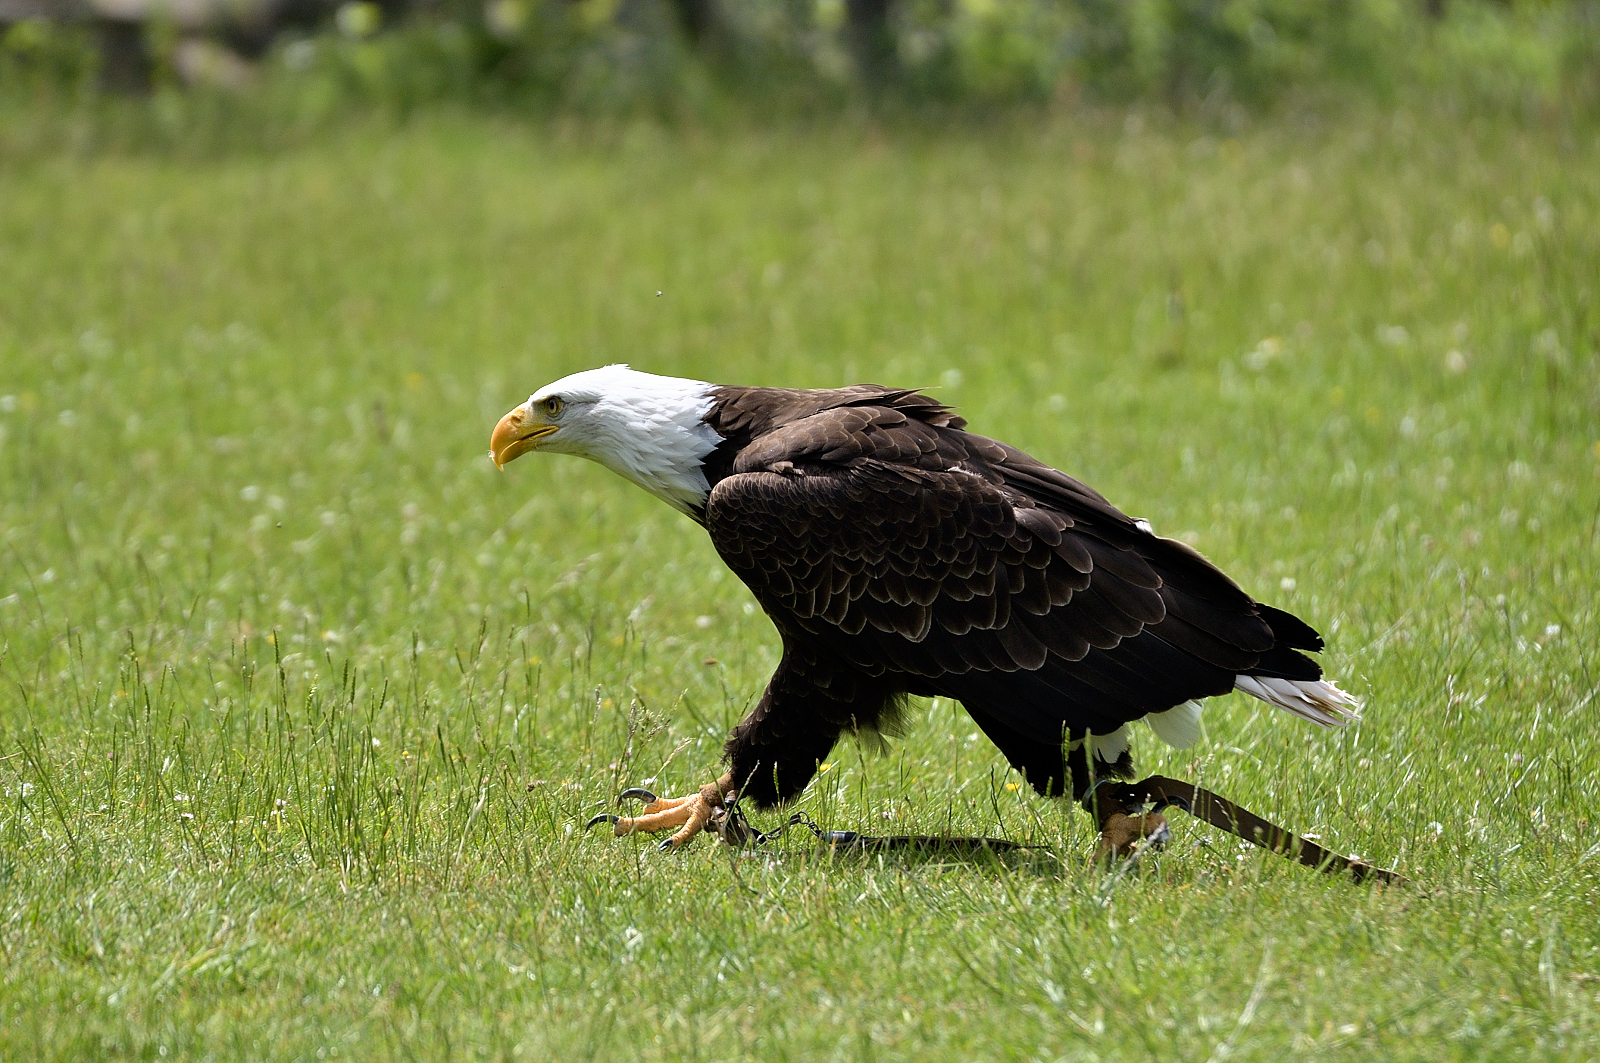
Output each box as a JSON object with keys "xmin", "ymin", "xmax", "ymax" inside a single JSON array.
[
  {"xmin": 1234, "ymin": 674, "xmax": 1360, "ymax": 727},
  {"xmin": 1090, "ymin": 725, "xmax": 1131, "ymax": 764},
  {"xmin": 1145, "ymin": 700, "xmax": 1204, "ymax": 748}
]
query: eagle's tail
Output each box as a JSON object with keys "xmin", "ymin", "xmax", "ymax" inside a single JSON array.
[{"xmin": 1234, "ymin": 674, "xmax": 1361, "ymax": 727}]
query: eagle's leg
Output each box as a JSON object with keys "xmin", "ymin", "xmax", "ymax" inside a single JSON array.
[
  {"xmin": 588, "ymin": 774, "xmax": 737, "ymax": 849},
  {"xmin": 585, "ymin": 655, "xmax": 868, "ymax": 848},
  {"xmin": 1068, "ymin": 735, "xmax": 1171, "ymax": 861},
  {"xmin": 720, "ymin": 652, "xmax": 859, "ymax": 809}
]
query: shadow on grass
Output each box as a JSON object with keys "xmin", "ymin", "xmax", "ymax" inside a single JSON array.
[{"xmin": 743, "ymin": 834, "xmax": 1077, "ymax": 878}]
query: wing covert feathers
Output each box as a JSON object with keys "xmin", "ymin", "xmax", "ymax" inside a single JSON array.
[{"xmin": 702, "ymin": 385, "xmax": 1349, "ymax": 740}]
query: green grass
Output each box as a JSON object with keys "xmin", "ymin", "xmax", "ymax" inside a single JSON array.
[{"xmin": 1, "ymin": 104, "xmax": 1598, "ymax": 1060}]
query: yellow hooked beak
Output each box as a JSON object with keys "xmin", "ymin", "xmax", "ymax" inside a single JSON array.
[{"xmin": 490, "ymin": 406, "xmax": 558, "ymax": 469}]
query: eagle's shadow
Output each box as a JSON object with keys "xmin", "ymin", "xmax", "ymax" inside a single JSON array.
[{"xmin": 746, "ymin": 833, "xmax": 1085, "ymax": 878}]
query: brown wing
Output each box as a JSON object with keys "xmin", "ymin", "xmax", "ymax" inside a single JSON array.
[{"xmin": 705, "ymin": 402, "xmax": 1323, "ymax": 745}]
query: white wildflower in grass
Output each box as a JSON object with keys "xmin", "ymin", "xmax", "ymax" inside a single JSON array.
[
  {"xmin": 1244, "ymin": 336, "xmax": 1282, "ymax": 371},
  {"xmin": 1534, "ymin": 328, "xmax": 1565, "ymax": 361},
  {"xmin": 1377, "ymin": 324, "xmax": 1410, "ymax": 347}
]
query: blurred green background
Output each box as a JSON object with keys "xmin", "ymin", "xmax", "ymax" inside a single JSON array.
[{"xmin": 2, "ymin": 0, "xmax": 1599, "ymax": 125}]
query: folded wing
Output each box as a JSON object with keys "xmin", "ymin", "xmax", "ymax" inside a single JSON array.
[{"xmin": 705, "ymin": 399, "xmax": 1334, "ymax": 746}]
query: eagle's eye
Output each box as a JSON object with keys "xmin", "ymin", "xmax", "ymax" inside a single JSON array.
[{"xmin": 542, "ymin": 397, "xmax": 564, "ymax": 418}]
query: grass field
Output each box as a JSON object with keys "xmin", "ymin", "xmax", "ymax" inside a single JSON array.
[{"xmin": 1, "ymin": 103, "xmax": 1598, "ymax": 1060}]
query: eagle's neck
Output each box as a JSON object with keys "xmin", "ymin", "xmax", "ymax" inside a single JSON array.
[{"xmin": 580, "ymin": 374, "xmax": 723, "ymax": 516}]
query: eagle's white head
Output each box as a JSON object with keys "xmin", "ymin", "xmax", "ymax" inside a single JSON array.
[{"xmin": 490, "ymin": 365, "xmax": 722, "ymax": 515}]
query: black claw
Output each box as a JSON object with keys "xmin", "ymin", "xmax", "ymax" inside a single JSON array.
[
  {"xmin": 618, "ymin": 787, "xmax": 659, "ymax": 805},
  {"xmin": 585, "ymin": 814, "xmax": 621, "ymax": 831},
  {"xmin": 1133, "ymin": 823, "xmax": 1172, "ymax": 858},
  {"xmin": 657, "ymin": 838, "xmax": 678, "ymax": 852}
]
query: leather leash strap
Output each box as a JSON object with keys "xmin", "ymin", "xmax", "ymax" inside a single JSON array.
[
  {"xmin": 1106, "ymin": 774, "xmax": 1409, "ymax": 887},
  {"xmin": 713, "ymin": 776, "xmax": 1408, "ymax": 887}
]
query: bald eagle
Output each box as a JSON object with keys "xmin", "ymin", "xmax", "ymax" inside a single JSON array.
[{"xmin": 491, "ymin": 365, "xmax": 1357, "ymax": 854}]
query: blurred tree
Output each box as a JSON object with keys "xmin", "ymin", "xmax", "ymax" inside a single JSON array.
[
  {"xmin": 669, "ymin": 0, "xmax": 719, "ymax": 44},
  {"xmin": 96, "ymin": 15, "xmax": 148, "ymax": 90},
  {"xmin": 846, "ymin": 0, "xmax": 896, "ymax": 85}
]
